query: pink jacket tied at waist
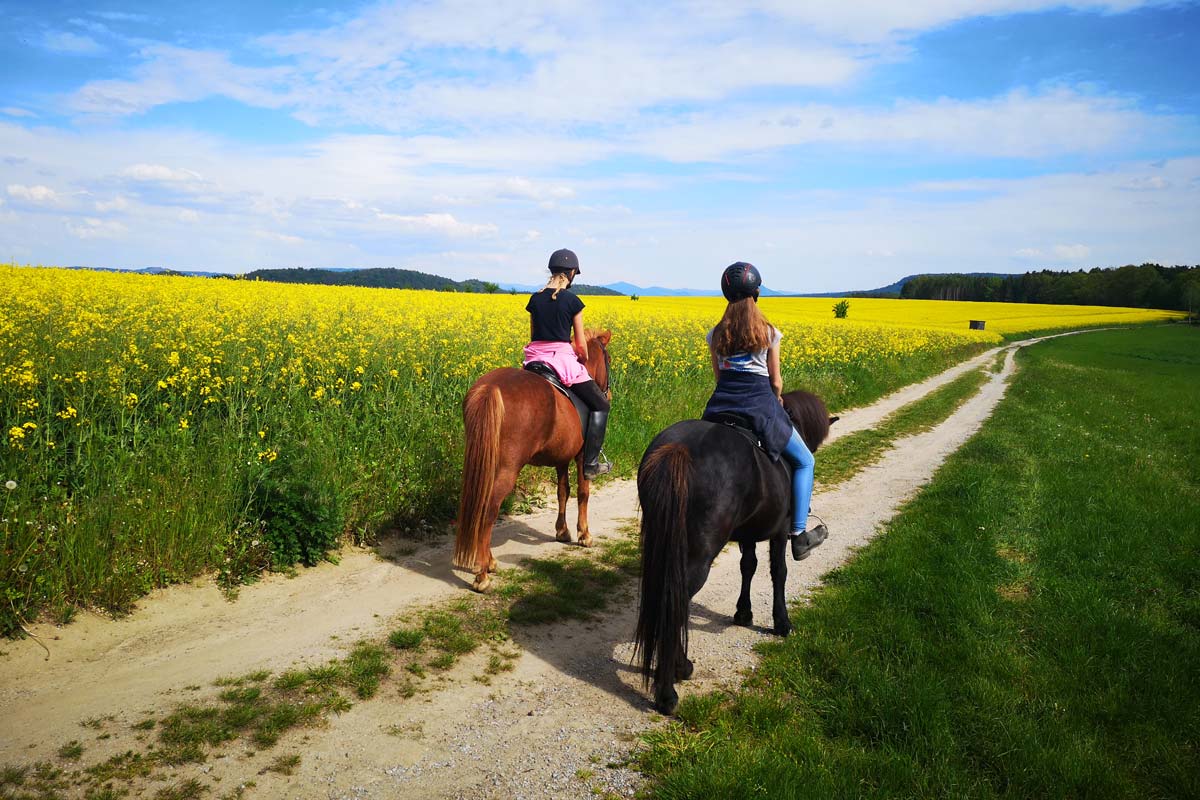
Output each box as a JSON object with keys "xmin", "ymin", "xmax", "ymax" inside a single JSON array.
[{"xmin": 523, "ymin": 340, "xmax": 591, "ymax": 387}]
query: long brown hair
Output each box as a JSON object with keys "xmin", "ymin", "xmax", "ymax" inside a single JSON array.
[{"xmin": 711, "ymin": 298, "xmax": 772, "ymax": 355}]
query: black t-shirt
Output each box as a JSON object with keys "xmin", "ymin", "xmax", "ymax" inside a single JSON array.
[{"xmin": 526, "ymin": 288, "xmax": 584, "ymax": 342}]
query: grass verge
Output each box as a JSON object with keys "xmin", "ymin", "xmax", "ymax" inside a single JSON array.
[
  {"xmin": 637, "ymin": 325, "xmax": 1200, "ymax": 798},
  {"xmin": 815, "ymin": 367, "xmax": 990, "ymax": 488}
]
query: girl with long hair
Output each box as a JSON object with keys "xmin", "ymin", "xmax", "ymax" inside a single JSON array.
[{"xmin": 702, "ymin": 262, "xmax": 827, "ymax": 560}]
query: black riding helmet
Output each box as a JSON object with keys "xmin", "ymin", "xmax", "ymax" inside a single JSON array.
[
  {"xmin": 721, "ymin": 261, "xmax": 761, "ymax": 302},
  {"xmin": 548, "ymin": 248, "xmax": 580, "ymax": 275}
]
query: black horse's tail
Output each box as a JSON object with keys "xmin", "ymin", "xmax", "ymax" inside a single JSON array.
[{"xmin": 634, "ymin": 442, "xmax": 692, "ymax": 697}]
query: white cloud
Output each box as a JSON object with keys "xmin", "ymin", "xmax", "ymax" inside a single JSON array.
[
  {"xmin": 7, "ymin": 184, "xmax": 60, "ymax": 204},
  {"xmin": 739, "ymin": 1, "xmax": 1161, "ymax": 43},
  {"xmin": 42, "ymin": 31, "xmax": 105, "ymax": 55},
  {"xmin": 373, "ymin": 211, "xmax": 499, "ymax": 237},
  {"xmin": 58, "ymin": 0, "xmax": 1171, "ymax": 137},
  {"xmin": 0, "ymin": 107, "xmax": 38, "ymax": 119},
  {"xmin": 67, "ymin": 217, "xmax": 127, "ymax": 239},
  {"xmin": 255, "ymin": 230, "xmax": 303, "ymax": 244},
  {"xmin": 1053, "ymin": 244, "xmax": 1091, "ymax": 260},
  {"xmin": 1119, "ymin": 175, "xmax": 1169, "ymax": 191},
  {"xmin": 68, "ymin": 45, "xmax": 289, "ymax": 117},
  {"xmin": 629, "ymin": 89, "xmax": 1185, "ymax": 162},
  {"xmin": 500, "ymin": 177, "xmax": 575, "ymax": 201},
  {"xmin": 178, "ymin": 209, "xmax": 199, "ymax": 223},
  {"xmin": 121, "ymin": 163, "xmax": 203, "ymax": 182},
  {"xmin": 95, "ymin": 195, "xmax": 130, "ymax": 212}
]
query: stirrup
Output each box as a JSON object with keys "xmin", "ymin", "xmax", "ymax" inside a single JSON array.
[{"xmin": 584, "ymin": 451, "xmax": 612, "ymax": 479}]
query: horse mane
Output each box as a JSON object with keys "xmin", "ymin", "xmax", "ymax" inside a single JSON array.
[
  {"xmin": 782, "ymin": 389, "xmax": 833, "ymax": 453},
  {"xmin": 583, "ymin": 328, "xmax": 612, "ymax": 345}
]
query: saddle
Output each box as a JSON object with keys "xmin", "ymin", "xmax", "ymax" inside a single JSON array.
[
  {"xmin": 522, "ymin": 362, "xmax": 589, "ymax": 432},
  {"xmin": 706, "ymin": 412, "xmax": 792, "ymax": 477},
  {"xmin": 706, "ymin": 411, "xmax": 763, "ymax": 449}
]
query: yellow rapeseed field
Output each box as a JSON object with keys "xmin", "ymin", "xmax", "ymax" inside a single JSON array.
[
  {"xmin": 0, "ymin": 264, "xmax": 1182, "ymax": 630},
  {"xmin": 0, "ymin": 266, "xmax": 1179, "ymax": 456}
]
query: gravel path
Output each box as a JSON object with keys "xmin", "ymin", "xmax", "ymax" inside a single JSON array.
[{"xmin": 0, "ymin": 334, "xmax": 1081, "ymax": 798}]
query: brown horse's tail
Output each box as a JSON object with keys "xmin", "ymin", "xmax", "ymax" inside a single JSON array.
[
  {"xmin": 453, "ymin": 383, "xmax": 504, "ymax": 571},
  {"xmin": 634, "ymin": 442, "xmax": 692, "ymax": 701}
]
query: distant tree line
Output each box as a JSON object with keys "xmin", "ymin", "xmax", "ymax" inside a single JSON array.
[
  {"xmin": 900, "ymin": 264, "xmax": 1200, "ymax": 312},
  {"xmin": 237, "ymin": 267, "xmax": 622, "ymax": 295}
]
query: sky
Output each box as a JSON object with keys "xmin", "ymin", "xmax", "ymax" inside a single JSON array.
[{"xmin": 0, "ymin": 1, "xmax": 1197, "ymax": 292}]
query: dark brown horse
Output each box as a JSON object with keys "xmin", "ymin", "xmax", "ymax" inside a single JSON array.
[
  {"xmin": 634, "ymin": 389, "xmax": 835, "ymax": 713},
  {"xmin": 453, "ymin": 330, "xmax": 613, "ymax": 592}
]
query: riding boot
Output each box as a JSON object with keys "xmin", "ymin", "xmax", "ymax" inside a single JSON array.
[{"xmin": 582, "ymin": 410, "xmax": 612, "ymax": 479}]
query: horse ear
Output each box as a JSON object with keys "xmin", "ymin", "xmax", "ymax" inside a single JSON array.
[
  {"xmin": 597, "ymin": 329, "xmax": 612, "ymax": 346},
  {"xmin": 828, "ymin": 416, "xmax": 839, "ymax": 425}
]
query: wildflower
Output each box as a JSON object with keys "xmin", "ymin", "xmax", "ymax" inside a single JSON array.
[
  {"xmin": 257, "ymin": 449, "xmax": 278, "ymax": 463},
  {"xmin": 4, "ymin": 480, "xmax": 15, "ymax": 491},
  {"xmin": 179, "ymin": 417, "xmax": 189, "ymax": 430}
]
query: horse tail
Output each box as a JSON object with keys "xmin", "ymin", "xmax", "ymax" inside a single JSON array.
[
  {"xmin": 453, "ymin": 382, "xmax": 504, "ymax": 571},
  {"xmin": 634, "ymin": 442, "xmax": 692, "ymax": 694}
]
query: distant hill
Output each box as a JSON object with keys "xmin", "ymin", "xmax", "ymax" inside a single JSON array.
[
  {"xmin": 603, "ymin": 281, "xmax": 784, "ymax": 297},
  {"xmin": 496, "ymin": 281, "xmax": 623, "ymax": 296},
  {"xmin": 241, "ymin": 267, "xmax": 622, "ymax": 295},
  {"xmin": 793, "ymin": 273, "xmax": 1010, "ymax": 298}
]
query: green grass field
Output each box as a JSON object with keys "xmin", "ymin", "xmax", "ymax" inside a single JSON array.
[{"xmin": 638, "ymin": 325, "xmax": 1200, "ymax": 799}]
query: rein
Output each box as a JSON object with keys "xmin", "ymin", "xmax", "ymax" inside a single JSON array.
[{"xmin": 593, "ymin": 338, "xmax": 612, "ymax": 396}]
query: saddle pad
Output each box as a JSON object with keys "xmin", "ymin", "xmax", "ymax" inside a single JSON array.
[{"xmin": 522, "ymin": 362, "xmax": 589, "ymax": 433}]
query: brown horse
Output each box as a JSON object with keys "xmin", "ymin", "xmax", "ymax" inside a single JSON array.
[{"xmin": 453, "ymin": 330, "xmax": 613, "ymax": 592}]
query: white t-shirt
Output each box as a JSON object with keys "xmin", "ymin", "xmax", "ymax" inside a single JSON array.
[{"xmin": 706, "ymin": 325, "xmax": 782, "ymax": 377}]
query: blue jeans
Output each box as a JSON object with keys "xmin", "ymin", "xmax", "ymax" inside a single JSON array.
[{"xmin": 781, "ymin": 427, "xmax": 815, "ymax": 534}]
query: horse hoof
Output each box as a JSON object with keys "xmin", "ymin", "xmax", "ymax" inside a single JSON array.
[
  {"xmin": 654, "ymin": 692, "xmax": 679, "ymax": 715},
  {"xmin": 488, "ymin": 556, "xmax": 498, "ymax": 572},
  {"xmin": 733, "ymin": 610, "xmax": 753, "ymax": 627},
  {"xmin": 555, "ymin": 530, "xmax": 572, "ymax": 543},
  {"xmin": 578, "ymin": 534, "xmax": 593, "ymax": 548},
  {"xmin": 675, "ymin": 659, "xmax": 694, "ymax": 681},
  {"xmin": 472, "ymin": 574, "xmax": 492, "ymax": 593},
  {"xmin": 773, "ymin": 622, "xmax": 792, "ymax": 637}
]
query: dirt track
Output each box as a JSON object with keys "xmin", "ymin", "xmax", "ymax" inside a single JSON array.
[{"xmin": 0, "ymin": 335, "xmax": 1074, "ymax": 798}]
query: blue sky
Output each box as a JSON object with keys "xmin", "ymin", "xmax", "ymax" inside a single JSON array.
[{"xmin": 1, "ymin": 1, "xmax": 1197, "ymax": 292}]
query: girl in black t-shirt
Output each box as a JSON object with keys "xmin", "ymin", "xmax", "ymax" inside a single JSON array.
[{"xmin": 522, "ymin": 249, "xmax": 611, "ymax": 478}]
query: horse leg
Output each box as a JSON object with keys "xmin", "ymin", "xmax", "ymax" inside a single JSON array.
[
  {"xmin": 554, "ymin": 465, "xmax": 572, "ymax": 542},
  {"xmin": 734, "ymin": 540, "xmax": 756, "ymax": 627},
  {"xmin": 574, "ymin": 453, "xmax": 593, "ymax": 548},
  {"xmin": 472, "ymin": 466, "xmax": 518, "ymax": 593},
  {"xmin": 768, "ymin": 533, "xmax": 792, "ymax": 637},
  {"xmin": 671, "ymin": 556, "xmax": 716, "ymax": 690}
]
